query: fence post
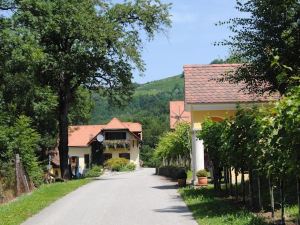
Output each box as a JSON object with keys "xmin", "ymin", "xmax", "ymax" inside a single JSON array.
[{"xmin": 15, "ymin": 154, "xmax": 21, "ymax": 196}]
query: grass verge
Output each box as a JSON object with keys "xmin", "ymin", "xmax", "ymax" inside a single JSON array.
[
  {"xmin": 179, "ymin": 186, "xmax": 268, "ymax": 225},
  {"xmin": 0, "ymin": 179, "xmax": 91, "ymax": 225}
]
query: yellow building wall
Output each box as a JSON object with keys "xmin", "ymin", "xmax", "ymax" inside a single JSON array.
[
  {"xmin": 69, "ymin": 146, "xmax": 91, "ymax": 171},
  {"xmin": 191, "ymin": 110, "xmax": 236, "ymax": 130},
  {"xmin": 104, "ymin": 139, "xmax": 140, "ymax": 166}
]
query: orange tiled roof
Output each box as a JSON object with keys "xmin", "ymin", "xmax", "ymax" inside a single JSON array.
[
  {"xmin": 170, "ymin": 101, "xmax": 191, "ymax": 129},
  {"xmin": 68, "ymin": 118, "xmax": 142, "ymax": 147},
  {"xmin": 184, "ymin": 64, "xmax": 279, "ymax": 104},
  {"xmin": 68, "ymin": 125, "xmax": 105, "ymax": 147}
]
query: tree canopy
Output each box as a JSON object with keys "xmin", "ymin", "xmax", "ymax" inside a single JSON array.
[
  {"xmin": 1, "ymin": 0, "xmax": 171, "ymax": 178},
  {"xmin": 221, "ymin": 0, "xmax": 300, "ymax": 95}
]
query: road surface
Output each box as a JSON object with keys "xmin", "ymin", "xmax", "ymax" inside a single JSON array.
[{"xmin": 22, "ymin": 168, "xmax": 198, "ymax": 225}]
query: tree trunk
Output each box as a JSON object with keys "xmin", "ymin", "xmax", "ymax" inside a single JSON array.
[
  {"xmin": 229, "ymin": 168, "xmax": 233, "ymax": 196},
  {"xmin": 213, "ymin": 162, "xmax": 220, "ymax": 191},
  {"xmin": 58, "ymin": 92, "xmax": 70, "ymax": 179},
  {"xmin": 241, "ymin": 168, "xmax": 245, "ymax": 204},
  {"xmin": 248, "ymin": 168, "xmax": 254, "ymax": 208},
  {"xmin": 257, "ymin": 174, "xmax": 262, "ymax": 210},
  {"xmin": 235, "ymin": 169, "xmax": 238, "ymax": 200},
  {"xmin": 280, "ymin": 178, "xmax": 285, "ymax": 225},
  {"xmin": 269, "ymin": 176, "xmax": 275, "ymax": 221},
  {"xmin": 224, "ymin": 167, "xmax": 228, "ymax": 194}
]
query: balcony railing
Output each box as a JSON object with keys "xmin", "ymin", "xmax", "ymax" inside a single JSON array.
[{"xmin": 102, "ymin": 140, "xmax": 130, "ymax": 150}]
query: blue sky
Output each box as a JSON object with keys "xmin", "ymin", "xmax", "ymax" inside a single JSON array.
[{"xmin": 134, "ymin": 0, "xmax": 242, "ymax": 83}]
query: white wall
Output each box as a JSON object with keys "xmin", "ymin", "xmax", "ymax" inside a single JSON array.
[{"xmin": 69, "ymin": 147, "xmax": 91, "ymax": 171}]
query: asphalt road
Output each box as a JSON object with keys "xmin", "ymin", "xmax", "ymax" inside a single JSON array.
[{"xmin": 22, "ymin": 168, "xmax": 198, "ymax": 225}]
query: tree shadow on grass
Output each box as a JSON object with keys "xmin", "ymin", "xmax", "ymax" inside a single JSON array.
[{"xmin": 181, "ymin": 188, "xmax": 270, "ymax": 225}]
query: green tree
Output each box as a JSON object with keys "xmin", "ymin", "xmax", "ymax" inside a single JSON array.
[
  {"xmin": 198, "ymin": 119, "xmax": 225, "ymax": 190},
  {"xmin": 4, "ymin": 0, "xmax": 171, "ymax": 178},
  {"xmin": 0, "ymin": 115, "xmax": 42, "ymax": 186},
  {"xmin": 222, "ymin": 0, "xmax": 300, "ymax": 95},
  {"xmin": 154, "ymin": 122, "xmax": 191, "ymax": 168}
]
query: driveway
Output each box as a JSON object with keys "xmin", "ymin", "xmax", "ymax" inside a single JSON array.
[{"xmin": 22, "ymin": 168, "xmax": 198, "ymax": 225}]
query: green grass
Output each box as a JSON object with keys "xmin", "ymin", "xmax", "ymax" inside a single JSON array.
[
  {"xmin": 0, "ymin": 179, "xmax": 91, "ymax": 225},
  {"xmin": 179, "ymin": 186, "xmax": 268, "ymax": 225}
]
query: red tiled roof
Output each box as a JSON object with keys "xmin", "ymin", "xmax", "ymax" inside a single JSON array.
[
  {"xmin": 103, "ymin": 117, "xmax": 127, "ymax": 130},
  {"xmin": 184, "ymin": 64, "xmax": 278, "ymax": 104},
  {"xmin": 68, "ymin": 118, "xmax": 142, "ymax": 147},
  {"xmin": 170, "ymin": 101, "xmax": 191, "ymax": 129},
  {"xmin": 122, "ymin": 122, "xmax": 142, "ymax": 132},
  {"xmin": 69, "ymin": 125, "xmax": 104, "ymax": 147}
]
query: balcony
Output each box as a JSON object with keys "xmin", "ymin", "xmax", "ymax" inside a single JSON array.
[{"xmin": 102, "ymin": 140, "xmax": 130, "ymax": 150}]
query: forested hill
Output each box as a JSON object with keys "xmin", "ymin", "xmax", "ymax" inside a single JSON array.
[{"xmin": 90, "ymin": 74, "xmax": 184, "ymax": 157}]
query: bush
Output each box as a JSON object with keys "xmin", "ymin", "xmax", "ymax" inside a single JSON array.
[
  {"xmin": 104, "ymin": 158, "xmax": 136, "ymax": 172},
  {"xmin": 196, "ymin": 170, "xmax": 208, "ymax": 177},
  {"xmin": 121, "ymin": 163, "xmax": 136, "ymax": 171},
  {"xmin": 84, "ymin": 165, "xmax": 103, "ymax": 178}
]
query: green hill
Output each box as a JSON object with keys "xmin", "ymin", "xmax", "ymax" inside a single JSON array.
[{"xmin": 90, "ymin": 74, "xmax": 184, "ymax": 166}]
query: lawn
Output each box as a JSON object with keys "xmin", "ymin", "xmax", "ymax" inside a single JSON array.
[
  {"xmin": 179, "ymin": 186, "xmax": 268, "ymax": 225},
  {"xmin": 0, "ymin": 179, "xmax": 91, "ymax": 225}
]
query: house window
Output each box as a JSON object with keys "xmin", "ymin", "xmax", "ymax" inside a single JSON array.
[
  {"xmin": 105, "ymin": 132, "xmax": 126, "ymax": 140},
  {"xmin": 84, "ymin": 154, "xmax": 90, "ymax": 169},
  {"xmin": 103, "ymin": 153, "xmax": 112, "ymax": 161},
  {"xmin": 119, "ymin": 153, "xmax": 130, "ymax": 160}
]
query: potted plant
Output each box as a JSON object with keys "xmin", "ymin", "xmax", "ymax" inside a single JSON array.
[
  {"xmin": 177, "ymin": 169, "xmax": 187, "ymax": 187},
  {"xmin": 196, "ymin": 169, "xmax": 208, "ymax": 186}
]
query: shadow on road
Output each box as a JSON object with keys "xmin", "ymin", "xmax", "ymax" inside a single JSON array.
[
  {"xmin": 153, "ymin": 205, "xmax": 190, "ymax": 213},
  {"xmin": 152, "ymin": 184, "xmax": 178, "ymax": 190}
]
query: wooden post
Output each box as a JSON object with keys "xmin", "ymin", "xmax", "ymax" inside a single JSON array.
[
  {"xmin": 15, "ymin": 154, "xmax": 21, "ymax": 196},
  {"xmin": 19, "ymin": 160, "xmax": 30, "ymax": 193}
]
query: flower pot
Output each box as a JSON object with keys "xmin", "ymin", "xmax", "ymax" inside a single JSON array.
[
  {"xmin": 197, "ymin": 177, "xmax": 208, "ymax": 186},
  {"xmin": 178, "ymin": 178, "xmax": 186, "ymax": 187}
]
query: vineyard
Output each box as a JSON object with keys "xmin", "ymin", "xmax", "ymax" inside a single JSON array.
[{"xmin": 199, "ymin": 87, "xmax": 300, "ymax": 224}]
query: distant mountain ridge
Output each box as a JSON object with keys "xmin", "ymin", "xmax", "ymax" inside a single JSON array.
[{"xmin": 91, "ymin": 74, "xmax": 184, "ymax": 125}]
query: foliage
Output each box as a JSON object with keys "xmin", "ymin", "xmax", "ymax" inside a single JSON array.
[
  {"xmin": 1, "ymin": 0, "xmax": 171, "ymax": 177},
  {"xmin": 84, "ymin": 165, "xmax": 103, "ymax": 178},
  {"xmin": 0, "ymin": 115, "xmax": 42, "ymax": 186},
  {"xmin": 197, "ymin": 87, "xmax": 300, "ymax": 221},
  {"xmin": 154, "ymin": 122, "xmax": 191, "ymax": 167},
  {"xmin": 272, "ymin": 86, "xmax": 300, "ymax": 176},
  {"xmin": 196, "ymin": 170, "xmax": 208, "ymax": 178},
  {"xmin": 104, "ymin": 158, "xmax": 134, "ymax": 172},
  {"xmin": 121, "ymin": 163, "xmax": 136, "ymax": 172},
  {"xmin": 0, "ymin": 179, "xmax": 90, "ymax": 225},
  {"xmin": 220, "ymin": 0, "xmax": 300, "ymax": 94}
]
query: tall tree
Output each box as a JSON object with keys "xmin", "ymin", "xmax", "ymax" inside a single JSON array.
[
  {"xmin": 5, "ymin": 0, "xmax": 171, "ymax": 178},
  {"xmin": 222, "ymin": 0, "xmax": 300, "ymax": 95}
]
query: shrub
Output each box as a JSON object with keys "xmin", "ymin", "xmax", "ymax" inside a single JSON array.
[
  {"xmin": 104, "ymin": 158, "xmax": 136, "ymax": 172},
  {"xmin": 84, "ymin": 165, "xmax": 103, "ymax": 178},
  {"xmin": 104, "ymin": 158, "xmax": 130, "ymax": 171},
  {"xmin": 121, "ymin": 163, "xmax": 136, "ymax": 172},
  {"xmin": 196, "ymin": 170, "xmax": 208, "ymax": 177}
]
